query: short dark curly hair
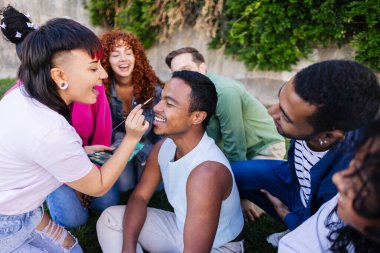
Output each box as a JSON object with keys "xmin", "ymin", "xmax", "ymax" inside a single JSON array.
[
  {"xmin": 294, "ymin": 60, "xmax": 380, "ymax": 132},
  {"xmin": 172, "ymin": 70, "xmax": 217, "ymax": 129}
]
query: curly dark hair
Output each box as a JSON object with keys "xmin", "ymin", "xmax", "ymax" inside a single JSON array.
[
  {"xmin": 172, "ymin": 70, "xmax": 217, "ymax": 129},
  {"xmin": 326, "ymin": 119, "xmax": 380, "ymax": 252},
  {"xmin": 99, "ymin": 30, "xmax": 163, "ymax": 106},
  {"xmin": 294, "ymin": 60, "xmax": 380, "ymax": 133}
]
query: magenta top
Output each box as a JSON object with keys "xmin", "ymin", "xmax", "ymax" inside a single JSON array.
[{"xmin": 4, "ymin": 81, "xmax": 112, "ymax": 147}]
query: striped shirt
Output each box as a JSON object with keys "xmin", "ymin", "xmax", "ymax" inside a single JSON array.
[{"xmin": 294, "ymin": 140, "xmax": 328, "ymax": 207}]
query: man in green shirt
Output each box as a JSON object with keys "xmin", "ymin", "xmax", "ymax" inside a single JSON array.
[{"xmin": 165, "ymin": 47, "xmax": 285, "ymax": 162}]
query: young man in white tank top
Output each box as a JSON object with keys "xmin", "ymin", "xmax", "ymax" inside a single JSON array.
[{"xmin": 97, "ymin": 70, "xmax": 244, "ymax": 253}]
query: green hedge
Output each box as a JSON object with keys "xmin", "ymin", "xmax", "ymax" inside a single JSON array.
[{"xmin": 87, "ymin": 0, "xmax": 380, "ymax": 71}]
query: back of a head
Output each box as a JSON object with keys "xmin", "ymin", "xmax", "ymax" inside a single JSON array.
[
  {"xmin": 172, "ymin": 70, "xmax": 217, "ymax": 128},
  {"xmin": 0, "ymin": 5, "xmax": 36, "ymax": 58},
  {"xmin": 165, "ymin": 47, "xmax": 205, "ymax": 69},
  {"xmin": 18, "ymin": 18, "xmax": 103, "ymax": 122},
  {"xmin": 294, "ymin": 60, "xmax": 380, "ymax": 132}
]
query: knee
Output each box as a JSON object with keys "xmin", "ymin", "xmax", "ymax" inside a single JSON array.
[
  {"xmin": 54, "ymin": 210, "xmax": 89, "ymax": 229},
  {"xmin": 97, "ymin": 205, "xmax": 125, "ymax": 233}
]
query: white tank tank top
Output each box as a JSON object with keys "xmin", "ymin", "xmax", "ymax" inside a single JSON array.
[{"xmin": 158, "ymin": 133, "xmax": 244, "ymax": 249}]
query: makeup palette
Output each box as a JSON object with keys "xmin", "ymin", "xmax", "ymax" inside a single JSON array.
[{"xmin": 88, "ymin": 143, "xmax": 144, "ymax": 166}]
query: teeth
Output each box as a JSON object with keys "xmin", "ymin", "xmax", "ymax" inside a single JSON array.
[
  {"xmin": 154, "ymin": 116, "xmax": 166, "ymax": 122},
  {"xmin": 119, "ymin": 64, "xmax": 129, "ymax": 68}
]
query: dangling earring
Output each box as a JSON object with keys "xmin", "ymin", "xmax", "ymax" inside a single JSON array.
[{"xmin": 59, "ymin": 81, "xmax": 69, "ymax": 90}]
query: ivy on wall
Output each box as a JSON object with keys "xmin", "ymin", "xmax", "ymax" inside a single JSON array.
[{"xmin": 87, "ymin": 0, "xmax": 380, "ymax": 71}]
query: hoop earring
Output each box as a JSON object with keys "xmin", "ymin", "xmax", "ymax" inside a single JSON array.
[{"xmin": 59, "ymin": 81, "xmax": 69, "ymax": 90}]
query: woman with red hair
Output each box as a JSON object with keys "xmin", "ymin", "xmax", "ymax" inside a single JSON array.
[{"xmin": 100, "ymin": 30, "xmax": 164, "ymax": 193}]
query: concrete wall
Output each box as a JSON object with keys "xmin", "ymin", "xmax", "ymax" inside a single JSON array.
[
  {"xmin": 0, "ymin": 0, "xmax": 356, "ymax": 105},
  {"xmin": 0, "ymin": 0, "xmax": 104, "ymax": 79}
]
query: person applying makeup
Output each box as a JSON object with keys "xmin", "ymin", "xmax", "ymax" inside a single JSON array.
[
  {"xmin": 0, "ymin": 16, "xmax": 148, "ymax": 252},
  {"xmin": 0, "ymin": 5, "xmax": 114, "ymax": 230},
  {"xmin": 99, "ymin": 30, "xmax": 164, "ymax": 192}
]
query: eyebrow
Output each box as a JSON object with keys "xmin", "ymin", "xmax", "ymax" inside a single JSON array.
[
  {"xmin": 89, "ymin": 60, "xmax": 98, "ymax": 64},
  {"xmin": 162, "ymin": 95, "xmax": 179, "ymax": 105},
  {"xmin": 278, "ymin": 83, "xmax": 294, "ymax": 124}
]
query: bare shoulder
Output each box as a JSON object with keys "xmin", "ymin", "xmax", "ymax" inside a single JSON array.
[
  {"xmin": 151, "ymin": 138, "xmax": 166, "ymax": 154},
  {"xmin": 187, "ymin": 161, "xmax": 232, "ymax": 199}
]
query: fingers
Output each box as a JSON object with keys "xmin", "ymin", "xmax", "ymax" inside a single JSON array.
[
  {"xmin": 126, "ymin": 104, "xmax": 143, "ymax": 124},
  {"xmin": 102, "ymin": 146, "xmax": 114, "ymax": 151},
  {"xmin": 241, "ymin": 199, "xmax": 263, "ymax": 222},
  {"xmin": 125, "ymin": 104, "xmax": 151, "ymax": 133},
  {"xmin": 125, "ymin": 105, "xmax": 146, "ymax": 127},
  {"xmin": 84, "ymin": 145, "xmax": 114, "ymax": 154},
  {"xmin": 261, "ymin": 189, "xmax": 282, "ymax": 207},
  {"xmin": 261, "ymin": 189, "xmax": 274, "ymax": 203},
  {"xmin": 246, "ymin": 209, "xmax": 255, "ymax": 222}
]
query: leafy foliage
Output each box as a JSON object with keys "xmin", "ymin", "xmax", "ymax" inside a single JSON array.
[{"xmin": 87, "ymin": 0, "xmax": 380, "ymax": 71}]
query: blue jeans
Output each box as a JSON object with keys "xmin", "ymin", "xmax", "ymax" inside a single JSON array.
[
  {"xmin": 0, "ymin": 207, "xmax": 82, "ymax": 253},
  {"xmin": 231, "ymin": 160, "xmax": 305, "ymax": 225},
  {"xmin": 46, "ymin": 162, "xmax": 137, "ymax": 229}
]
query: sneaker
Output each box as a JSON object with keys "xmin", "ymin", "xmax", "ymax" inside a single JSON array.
[{"xmin": 266, "ymin": 229, "xmax": 290, "ymax": 247}]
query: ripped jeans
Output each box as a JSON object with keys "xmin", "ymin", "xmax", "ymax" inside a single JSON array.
[{"xmin": 0, "ymin": 206, "xmax": 82, "ymax": 253}]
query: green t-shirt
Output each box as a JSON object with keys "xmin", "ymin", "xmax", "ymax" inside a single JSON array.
[{"xmin": 206, "ymin": 72, "xmax": 284, "ymax": 162}]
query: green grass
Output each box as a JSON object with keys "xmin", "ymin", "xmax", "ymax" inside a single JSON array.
[
  {"xmin": 0, "ymin": 78, "xmax": 15, "ymax": 97},
  {"xmin": 1, "ymin": 78, "xmax": 287, "ymax": 252}
]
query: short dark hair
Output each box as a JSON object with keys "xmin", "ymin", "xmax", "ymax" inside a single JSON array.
[
  {"xmin": 165, "ymin": 47, "xmax": 205, "ymax": 69},
  {"xmin": 294, "ymin": 60, "xmax": 380, "ymax": 132},
  {"xmin": 18, "ymin": 18, "xmax": 103, "ymax": 123},
  {"xmin": 172, "ymin": 70, "xmax": 217, "ymax": 128}
]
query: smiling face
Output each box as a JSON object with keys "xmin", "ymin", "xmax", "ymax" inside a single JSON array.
[
  {"xmin": 153, "ymin": 77, "xmax": 196, "ymax": 138},
  {"xmin": 108, "ymin": 42, "xmax": 136, "ymax": 80},
  {"xmin": 332, "ymin": 139, "xmax": 380, "ymax": 242},
  {"xmin": 268, "ymin": 79, "xmax": 317, "ymax": 140},
  {"xmin": 54, "ymin": 49, "xmax": 107, "ymax": 105}
]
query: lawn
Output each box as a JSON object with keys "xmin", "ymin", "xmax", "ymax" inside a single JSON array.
[
  {"xmin": 0, "ymin": 78, "xmax": 15, "ymax": 97},
  {"xmin": 0, "ymin": 79, "xmax": 285, "ymax": 252}
]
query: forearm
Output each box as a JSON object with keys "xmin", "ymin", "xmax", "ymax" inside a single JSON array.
[{"xmin": 122, "ymin": 195, "xmax": 148, "ymax": 253}]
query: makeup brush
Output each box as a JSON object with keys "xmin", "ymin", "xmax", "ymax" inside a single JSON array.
[{"xmin": 112, "ymin": 97, "xmax": 153, "ymax": 132}]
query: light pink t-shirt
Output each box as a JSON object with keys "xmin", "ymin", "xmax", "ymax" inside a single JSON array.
[{"xmin": 0, "ymin": 87, "xmax": 93, "ymax": 215}]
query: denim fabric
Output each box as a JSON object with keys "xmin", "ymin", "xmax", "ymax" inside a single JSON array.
[
  {"xmin": 0, "ymin": 207, "xmax": 82, "ymax": 253},
  {"xmin": 231, "ymin": 160, "xmax": 305, "ymax": 225},
  {"xmin": 46, "ymin": 184, "xmax": 121, "ymax": 229}
]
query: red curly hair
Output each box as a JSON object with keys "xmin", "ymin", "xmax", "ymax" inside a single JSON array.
[{"xmin": 99, "ymin": 30, "xmax": 163, "ymax": 106}]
